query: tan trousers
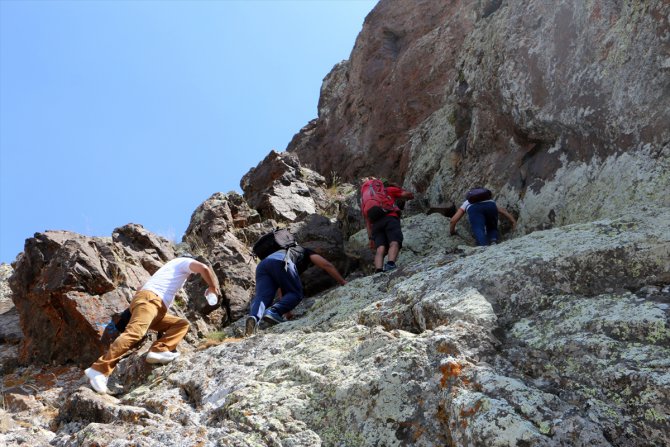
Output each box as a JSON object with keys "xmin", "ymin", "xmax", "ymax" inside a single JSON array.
[{"xmin": 91, "ymin": 290, "xmax": 189, "ymax": 376}]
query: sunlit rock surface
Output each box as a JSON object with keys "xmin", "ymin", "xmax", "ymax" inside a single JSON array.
[{"xmin": 2, "ymin": 209, "xmax": 663, "ymax": 447}]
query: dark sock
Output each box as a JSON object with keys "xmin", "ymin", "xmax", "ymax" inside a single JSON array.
[
  {"xmin": 386, "ymin": 261, "xmax": 396, "ymax": 267},
  {"xmin": 375, "ymin": 268, "xmax": 383, "ymax": 273}
]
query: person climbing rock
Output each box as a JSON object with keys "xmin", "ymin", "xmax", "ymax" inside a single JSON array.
[
  {"xmin": 360, "ymin": 177, "xmax": 415, "ymax": 273},
  {"xmin": 85, "ymin": 256, "xmax": 220, "ymax": 394},
  {"xmin": 449, "ymin": 187, "xmax": 516, "ymax": 246},
  {"xmin": 245, "ymin": 239, "xmax": 347, "ymax": 337}
]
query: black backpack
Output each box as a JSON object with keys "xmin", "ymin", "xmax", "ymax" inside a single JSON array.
[
  {"xmin": 466, "ymin": 187, "xmax": 493, "ymax": 203},
  {"xmin": 252, "ymin": 228, "xmax": 297, "ymax": 260},
  {"xmin": 115, "ymin": 308, "xmax": 132, "ymax": 333}
]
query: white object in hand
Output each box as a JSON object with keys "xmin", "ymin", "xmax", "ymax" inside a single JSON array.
[{"xmin": 205, "ymin": 292, "xmax": 218, "ymax": 305}]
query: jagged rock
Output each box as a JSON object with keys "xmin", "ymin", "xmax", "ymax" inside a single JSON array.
[
  {"xmin": 112, "ymin": 223, "xmax": 176, "ymax": 274},
  {"xmin": 0, "ymin": 364, "xmax": 82, "ymax": 446},
  {"xmin": 59, "ymin": 387, "xmax": 156, "ymax": 424},
  {"xmin": 240, "ymin": 150, "xmax": 329, "ymax": 222},
  {"xmin": 6, "ymin": 227, "xmax": 208, "ymax": 366},
  {"xmin": 183, "ymin": 193, "xmax": 258, "ymax": 322},
  {"xmin": 9, "ymin": 231, "xmax": 134, "ymax": 365},
  {"xmin": 226, "ymin": 191, "xmax": 263, "ymax": 229},
  {"xmin": 0, "ymin": 409, "xmax": 55, "ymax": 447}
]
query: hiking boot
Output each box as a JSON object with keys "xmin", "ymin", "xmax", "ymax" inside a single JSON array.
[
  {"xmin": 383, "ymin": 262, "xmax": 397, "ymax": 272},
  {"xmin": 85, "ymin": 367, "xmax": 110, "ymax": 394},
  {"xmin": 146, "ymin": 351, "xmax": 179, "ymax": 364},
  {"xmin": 244, "ymin": 316, "xmax": 258, "ymax": 337},
  {"xmin": 262, "ymin": 308, "xmax": 286, "ymax": 324}
]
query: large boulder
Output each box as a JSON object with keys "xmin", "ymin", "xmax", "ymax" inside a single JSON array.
[
  {"xmin": 7, "ymin": 226, "xmax": 177, "ymax": 366},
  {"xmin": 183, "ymin": 193, "xmax": 258, "ymax": 322},
  {"xmin": 240, "ymin": 150, "xmax": 331, "ymax": 222}
]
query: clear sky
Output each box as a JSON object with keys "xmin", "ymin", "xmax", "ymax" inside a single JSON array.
[{"xmin": 0, "ymin": 0, "xmax": 377, "ymax": 263}]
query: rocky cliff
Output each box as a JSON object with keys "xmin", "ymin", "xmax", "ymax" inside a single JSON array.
[
  {"xmin": 2, "ymin": 0, "xmax": 669, "ymax": 446},
  {"xmin": 288, "ymin": 0, "xmax": 670, "ymax": 232}
]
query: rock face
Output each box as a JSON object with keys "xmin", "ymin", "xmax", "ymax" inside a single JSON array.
[
  {"xmin": 183, "ymin": 192, "xmax": 259, "ymax": 321},
  {"xmin": 241, "ymin": 150, "xmax": 331, "ymax": 223},
  {"xmin": 7, "ymin": 225, "xmax": 178, "ymax": 366},
  {"xmin": 288, "ymin": 0, "xmax": 670, "ymax": 232}
]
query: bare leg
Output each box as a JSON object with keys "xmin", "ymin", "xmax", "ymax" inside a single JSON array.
[
  {"xmin": 375, "ymin": 245, "xmax": 386, "ymax": 270},
  {"xmin": 387, "ymin": 241, "xmax": 401, "ymax": 263}
]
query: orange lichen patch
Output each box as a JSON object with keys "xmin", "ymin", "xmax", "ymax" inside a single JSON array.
[
  {"xmin": 459, "ymin": 400, "xmax": 483, "ymax": 428},
  {"xmin": 34, "ymin": 372, "xmax": 58, "ymax": 388},
  {"xmin": 460, "ymin": 400, "xmax": 482, "ymax": 418},
  {"xmin": 439, "ymin": 361, "xmax": 463, "ymax": 388}
]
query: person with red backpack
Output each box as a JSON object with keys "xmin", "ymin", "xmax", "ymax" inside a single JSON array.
[
  {"xmin": 360, "ymin": 178, "xmax": 415, "ymax": 273},
  {"xmin": 449, "ymin": 187, "xmax": 516, "ymax": 246}
]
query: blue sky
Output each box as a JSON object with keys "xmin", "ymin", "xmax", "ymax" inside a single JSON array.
[{"xmin": 0, "ymin": 0, "xmax": 377, "ymax": 263}]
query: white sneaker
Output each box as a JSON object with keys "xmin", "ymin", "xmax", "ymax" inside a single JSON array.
[
  {"xmin": 146, "ymin": 351, "xmax": 179, "ymax": 364},
  {"xmin": 85, "ymin": 367, "xmax": 110, "ymax": 394}
]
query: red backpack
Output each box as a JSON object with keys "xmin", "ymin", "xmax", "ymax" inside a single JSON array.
[{"xmin": 360, "ymin": 179, "xmax": 400, "ymax": 222}]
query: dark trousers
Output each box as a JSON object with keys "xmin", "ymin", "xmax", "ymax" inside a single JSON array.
[
  {"xmin": 249, "ymin": 253, "xmax": 303, "ymax": 319},
  {"xmin": 467, "ymin": 201, "xmax": 499, "ymax": 246}
]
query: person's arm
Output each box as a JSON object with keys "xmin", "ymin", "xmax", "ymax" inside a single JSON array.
[
  {"xmin": 387, "ymin": 185, "xmax": 414, "ymax": 201},
  {"xmin": 497, "ymin": 207, "xmax": 517, "ymax": 229},
  {"xmin": 450, "ymin": 208, "xmax": 465, "ymax": 235},
  {"xmin": 399, "ymin": 190, "xmax": 414, "ymax": 200},
  {"xmin": 189, "ymin": 261, "xmax": 221, "ymax": 296},
  {"xmin": 309, "ymin": 254, "xmax": 347, "ymax": 286}
]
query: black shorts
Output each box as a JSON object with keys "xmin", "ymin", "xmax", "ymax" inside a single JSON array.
[{"xmin": 371, "ymin": 215, "xmax": 403, "ymax": 249}]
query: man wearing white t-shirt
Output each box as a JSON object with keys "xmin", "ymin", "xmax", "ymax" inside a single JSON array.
[{"xmin": 85, "ymin": 257, "xmax": 220, "ymax": 394}]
